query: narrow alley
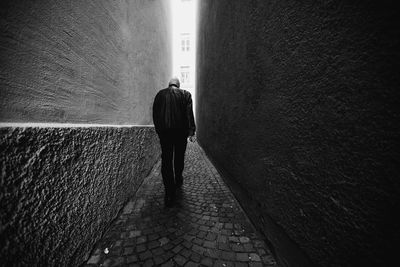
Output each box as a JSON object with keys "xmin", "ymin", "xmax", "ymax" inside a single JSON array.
[
  {"xmin": 1, "ymin": 1, "xmax": 398, "ymax": 266},
  {"xmin": 84, "ymin": 142, "xmax": 277, "ymax": 267}
]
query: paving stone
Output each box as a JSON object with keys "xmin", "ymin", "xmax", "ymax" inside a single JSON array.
[
  {"xmin": 110, "ymin": 257, "xmax": 124, "ymax": 266},
  {"xmin": 163, "ymin": 251, "xmax": 175, "ymax": 262},
  {"xmin": 192, "ymin": 244, "xmax": 207, "ymax": 255},
  {"xmin": 148, "ymin": 240, "xmax": 160, "ymax": 249},
  {"xmin": 185, "ymin": 261, "xmax": 200, "ymax": 267},
  {"xmin": 182, "ymin": 240, "xmax": 193, "ymax": 249},
  {"xmin": 221, "ymin": 251, "xmax": 236, "ymax": 261},
  {"xmin": 213, "ymin": 260, "xmax": 235, "ymax": 267},
  {"xmin": 200, "ymin": 257, "xmax": 214, "ymax": 267},
  {"xmin": 204, "ymin": 241, "xmax": 217, "ymax": 249},
  {"xmin": 190, "ymin": 252, "xmax": 202, "ymax": 263},
  {"xmin": 174, "ymin": 254, "xmax": 188, "ymax": 266},
  {"xmin": 172, "ymin": 237, "xmax": 184, "ymax": 245},
  {"xmin": 149, "ymin": 233, "xmax": 160, "ymax": 241},
  {"xmin": 93, "ymin": 248, "xmax": 102, "ymax": 255},
  {"xmin": 249, "ymin": 253, "xmax": 261, "ymax": 262},
  {"xmin": 124, "ymin": 239, "xmax": 135, "ymax": 247},
  {"xmin": 126, "ymin": 255, "xmax": 138, "ymax": 263},
  {"xmin": 180, "ymin": 248, "xmax": 192, "ymax": 258},
  {"xmin": 114, "ymin": 240, "xmax": 122, "ymax": 247},
  {"xmin": 102, "ymin": 259, "xmax": 112, "ymax": 267},
  {"xmin": 239, "ymin": 236, "xmax": 250, "ymax": 243},
  {"xmin": 163, "ymin": 242, "xmax": 174, "ymax": 251},
  {"xmin": 229, "ymin": 236, "xmax": 240, "ymax": 243},
  {"xmin": 197, "ymin": 231, "xmax": 207, "ymax": 239},
  {"xmin": 154, "ymin": 256, "xmax": 164, "ymax": 265},
  {"xmin": 82, "ymin": 143, "xmax": 277, "ymax": 267},
  {"xmin": 152, "ymin": 247, "xmax": 164, "ymax": 256},
  {"xmin": 87, "ymin": 254, "xmax": 100, "ymax": 264},
  {"xmin": 138, "ymin": 250, "xmax": 152, "ymax": 261},
  {"xmin": 231, "ymin": 244, "xmax": 244, "ymax": 252},
  {"xmin": 253, "ymin": 240, "xmax": 266, "ymax": 248},
  {"xmin": 262, "ymin": 254, "xmax": 277, "ymax": 265},
  {"xmin": 143, "ymin": 258, "xmax": 154, "ymax": 267},
  {"xmin": 243, "ymin": 244, "xmax": 255, "ymax": 252},
  {"xmin": 217, "ymin": 235, "xmax": 228, "ymax": 243},
  {"xmin": 256, "ymin": 248, "xmax": 267, "ymax": 256},
  {"xmin": 123, "ymin": 201, "xmax": 135, "ymax": 214},
  {"xmin": 108, "ymin": 247, "xmax": 122, "ymax": 256},
  {"xmin": 183, "ymin": 234, "xmax": 195, "ymax": 242},
  {"xmin": 136, "ymin": 236, "xmax": 147, "ymax": 244},
  {"xmin": 136, "ymin": 244, "xmax": 146, "ymax": 253},
  {"xmin": 193, "ymin": 238, "xmax": 203, "ymax": 246},
  {"xmin": 236, "ymin": 253, "xmax": 249, "ymax": 262},
  {"xmin": 161, "ymin": 260, "xmax": 175, "ymax": 267},
  {"xmin": 129, "ymin": 230, "xmax": 141, "ymax": 238},
  {"xmin": 225, "ymin": 223, "xmax": 233, "ymax": 229},
  {"xmin": 159, "ymin": 237, "xmax": 170, "ymax": 246},
  {"xmin": 173, "ymin": 244, "xmax": 184, "ymax": 254},
  {"xmin": 123, "ymin": 247, "xmax": 135, "ymax": 255},
  {"xmin": 218, "ymin": 242, "xmax": 230, "ymax": 251},
  {"xmin": 206, "ymin": 232, "xmax": 217, "ymax": 241}
]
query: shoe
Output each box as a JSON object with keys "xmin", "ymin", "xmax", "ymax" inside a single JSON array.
[
  {"xmin": 164, "ymin": 195, "xmax": 173, "ymax": 207},
  {"xmin": 175, "ymin": 187, "xmax": 183, "ymax": 201},
  {"xmin": 164, "ymin": 192, "xmax": 175, "ymax": 207},
  {"xmin": 176, "ymin": 177, "xmax": 183, "ymax": 188}
]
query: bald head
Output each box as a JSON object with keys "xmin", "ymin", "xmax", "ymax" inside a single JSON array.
[{"xmin": 168, "ymin": 77, "xmax": 180, "ymax": 88}]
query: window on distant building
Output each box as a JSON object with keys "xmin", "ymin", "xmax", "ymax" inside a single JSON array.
[
  {"xmin": 180, "ymin": 66, "xmax": 190, "ymax": 84},
  {"xmin": 181, "ymin": 33, "xmax": 190, "ymax": 52}
]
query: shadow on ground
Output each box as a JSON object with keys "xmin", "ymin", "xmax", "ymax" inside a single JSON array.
[{"xmin": 84, "ymin": 142, "xmax": 277, "ymax": 267}]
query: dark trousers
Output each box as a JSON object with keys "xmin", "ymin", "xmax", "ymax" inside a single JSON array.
[{"xmin": 158, "ymin": 129, "xmax": 188, "ymax": 196}]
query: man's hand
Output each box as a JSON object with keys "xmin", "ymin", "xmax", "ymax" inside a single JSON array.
[
  {"xmin": 188, "ymin": 129, "xmax": 196, "ymax": 142},
  {"xmin": 189, "ymin": 135, "xmax": 196, "ymax": 142}
]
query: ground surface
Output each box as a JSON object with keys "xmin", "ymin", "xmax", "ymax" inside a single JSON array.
[{"xmin": 84, "ymin": 142, "xmax": 278, "ymax": 266}]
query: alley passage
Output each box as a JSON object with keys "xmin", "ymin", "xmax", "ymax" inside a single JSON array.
[{"xmin": 85, "ymin": 142, "xmax": 278, "ymax": 267}]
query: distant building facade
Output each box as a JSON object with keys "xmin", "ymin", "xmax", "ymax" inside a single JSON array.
[{"xmin": 172, "ymin": 0, "xmax": 196, "ymax": 113}]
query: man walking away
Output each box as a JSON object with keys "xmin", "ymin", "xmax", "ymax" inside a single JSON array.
[{"xmin": 152, "ymin": 77, "xmax": 196, "ymax": 207}]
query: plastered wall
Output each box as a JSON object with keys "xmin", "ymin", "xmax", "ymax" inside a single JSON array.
[
  {"xmin": 0, "ymin": 0, "xmax": 171, "ymax": 124},
  {"xmin": 0, "ymin": 126, "xmax": 159, "ymax": 266},
  {"xmin": 197, "ymin": 1, "xmax": 399, "ymax": 266},
  {"xmin": 0, "ymin": 0, "xmax": 170, "ymax": 265}
]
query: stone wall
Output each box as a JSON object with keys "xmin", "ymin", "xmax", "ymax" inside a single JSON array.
[
  {"xmin": 0, "ymin": 0, "xmax": 171, "ymax": 124},
  {"xmin": 197, "ymin": 1, "xmax": 399, "ymax": 266}
]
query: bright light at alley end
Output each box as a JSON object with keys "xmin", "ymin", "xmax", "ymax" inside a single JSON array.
[{"xmin": 171, "ymin": 0, "xmax": 198, "ymax": 115}]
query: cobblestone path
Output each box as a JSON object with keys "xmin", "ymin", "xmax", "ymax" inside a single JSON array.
[{"xmin": 85, "ymin": 142, "xmax": 278, "ymax": 267}]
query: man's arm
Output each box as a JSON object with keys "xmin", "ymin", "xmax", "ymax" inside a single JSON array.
[
  {"xmin": 186, "ymin": 92, "xmax": 196, "ymax": 138},
  {"xmin": 152, "ymin": 92, "xmax": 160, "ymax": 134}
]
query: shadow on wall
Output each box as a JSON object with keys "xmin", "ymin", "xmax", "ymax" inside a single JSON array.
[{"xmin": 196, "ymin": 1, "xmax": 400, "ymax": 266}]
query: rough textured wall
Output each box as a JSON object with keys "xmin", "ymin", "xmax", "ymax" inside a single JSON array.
[
  {"xmin": 0, "ymin": 126, "xmax": 160, "ymax": 266},
  {"xmin": 197, "ymin": 1, "xmax": 399, "ymax": 266},
  {"xmin": 0, "ymin": 0, "xmax": 169, "ymax": 265},
  {"xmin": 0, "ymin": 0, "xmax": 171, "ymax": 124}
]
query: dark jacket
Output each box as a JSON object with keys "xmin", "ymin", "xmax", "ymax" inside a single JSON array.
[{"xmin": 152, "ymin": 86, "xmax": 196, "ymax": 135}]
